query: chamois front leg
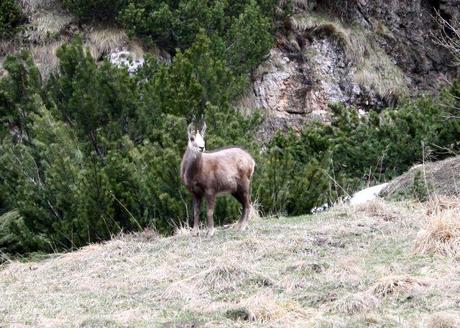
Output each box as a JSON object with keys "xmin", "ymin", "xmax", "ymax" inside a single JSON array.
[
  {"xmin": 192, "ymin": 194, "xmax": 201, "ymax": 236},
  {"xmin": 205, "ymin": 193, "xmax": 216, "ymax": 237}
]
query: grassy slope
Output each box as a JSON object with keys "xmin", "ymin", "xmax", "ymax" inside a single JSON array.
[{"xmin": 1, "ymin": 200, "xmax": 459, "ymax": 327}]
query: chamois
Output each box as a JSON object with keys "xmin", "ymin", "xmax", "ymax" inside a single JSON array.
[{"xmin": 180, "ymin": 122, "xmax": 255, "ymax": 236}]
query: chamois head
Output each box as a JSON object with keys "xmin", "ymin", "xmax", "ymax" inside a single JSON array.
[{"xmin": 187, "ymin": 121, "xmax": 206, "ymax": 153}]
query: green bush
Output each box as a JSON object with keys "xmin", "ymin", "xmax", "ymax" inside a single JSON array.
[
  {"xmin": 62, "ymin": 0, "xmax": 127, "ymax": 21},
  {"xmin": 254, "ymin": 131, "xmax": 331, "ymax": 216},
  {"xmin": 0, "ymin": 0, "xmax": 23, "ymax": 39},
  {"xmin": 226, "ymin": 0, "xmax": 273, "ymax": 74},
  {"xmin": 119, "ymin": 0, "xmax": 274, "ymax": 72}
]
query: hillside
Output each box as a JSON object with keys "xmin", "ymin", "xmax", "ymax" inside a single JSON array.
[
  {"xmin": 1, "ymin": 199, "xmax": 459, "ymax": 327},
  {"xmin": 382, "ymin": 155, "xmax": 460, "ymax": 200}
]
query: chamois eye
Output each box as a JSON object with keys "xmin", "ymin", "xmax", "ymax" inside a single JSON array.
[{"xmin": 190, "ymin": 137, "xmax": 195, "ymax": 141}]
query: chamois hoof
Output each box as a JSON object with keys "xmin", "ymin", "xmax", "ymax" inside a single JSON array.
[{"xmin": 207, "ymin": 228, "xmax": 216, "ymax": 237}]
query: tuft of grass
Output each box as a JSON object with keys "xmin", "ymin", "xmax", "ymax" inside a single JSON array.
[
  {"xmin": 201, "ymin": 262, "xmax": 256, "ymax": 292},
  {"xmin": 424, "ymin": 312, "xmax": 460, "ymax": 328},
  {"xmin": 19, "ymin": 0, "xmax": 59, "ymax": 15},
  {"xmin": 86, "ymin": 28, "xmax": 129, "ymax": 60},
  {"xmin": 414, "ymin": 208, "xmax": 460, "ymax": 257},
  {"xmin": 31, "ymin": 41, "xmax": 63, "ymax": 78},
  {"xmin": 329, "ymin": 292, "xmax": 380, "ymax": 314},
  {"xmin": 248, "ymin": 202, "xmax": 262, "ymax": 222},
  {"xmin": 162, "ymin": 260, "xmax": 274, "ymax": 303},
  {"xmin": 197, "ymin": 261, "xmax": 274, "ymax": 293},
  {"xmin": 290, "ymin": 14, "xmax": 350, "ymax": 49},
  {"xmin": 24, "ymin": 11, "xmax": 74, "ymax": 44},
  {"xmin": 228, "ymin": 291, "xmax": 310, "ymax": 323},
  {"xmin": 354, "ymin": 199, "xmax": 399, "ymax": 221},
  {"xmin": 425, "ymin": 196, "xmax": 460, "ymax": 216},
  {"xmin": 286, "ymin": 260, "xmax": 328, "ymax": 274},
  {"xmin": 370, "ymin": 275, "xmax": 429, "ymax": 298}
]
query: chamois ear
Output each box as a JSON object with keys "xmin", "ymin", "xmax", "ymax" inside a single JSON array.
[
  {"xmin": 187, "ymin": 123, "xmax": 195, "ymax": 139},
  {"xmin": 200, "ymin": 121, "xmax": 207, "ymax": 137}
]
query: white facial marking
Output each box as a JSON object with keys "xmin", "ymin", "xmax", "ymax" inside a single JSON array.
[
  {"xmin": 195, "ymin": 131, "xmax": 205, "ymax": 151},
  {"xmin": 188, "ymin": 131, "xmax": 205, "ymax": 152},
  {"xmin": 195, "ymin": 132, "xmax": 205, "ymax": 149}
]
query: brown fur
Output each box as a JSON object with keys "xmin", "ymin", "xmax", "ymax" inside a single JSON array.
[{"xmin": 181, "ymin": 142, "xmax": 255, "ymax": 236}]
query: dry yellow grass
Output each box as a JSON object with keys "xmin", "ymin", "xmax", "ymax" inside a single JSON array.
[
  {"xmin": 31, "ymin": 41, "xmax": 63, "ymax": 78},
  {"xmin": 425, "ymin": 196, "xmax": 460, "ymax": 216},
  {"xmin": 423, "ymin": 312, "xmax": 460, "ymax": 328},
  {"xmin": 1, "ymin": 200, "xmax": 459, "ymax": 327},
  {"xmin": 23, "ymin": 11, "xmax": 74, "ymax": 44},
  {"xmin": 354, "ymin": 199, "xmax": 399, "ymax": 221},
  {"xmin": 329, "ymin": 292, "xmax": 379, "ymax": 314},
  {"xmin": 414, "ymin": 208, "xmax": 460, "ymax": 257},
  {"xmin": 370, "ymin": 275, "xmax": 430, "ymax": 298},
  {"xmin": 228, "ymin": 291, "xmax": 311, "ymax": 324},
  {"xmin": 19, "ymin": 0, "xmax": 58, "ymax": 15},
  {"xmin": 86, "ymin": 28, "xmax": 130, "ymax": 60}
]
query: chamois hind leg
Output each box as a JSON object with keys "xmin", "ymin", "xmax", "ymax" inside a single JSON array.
[
  {"xmin": 205, "ymin": 193, "xmax": 216, "ymax": 237},
  {"xmin": 192, "ymin": 194, "xmax": 201, "ymax": 236},
  {"xmin": 233, "ymin": 187, "xmax": 251, "ymax": 231}
]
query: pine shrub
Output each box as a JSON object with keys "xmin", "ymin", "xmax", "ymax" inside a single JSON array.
[
  {"xmin": 62, "ymin": 0, "xmax": 127, "ymax": 21},
  {"xmin": 0, "ymin": 0, "xmax": 23, "ymax": 39}
]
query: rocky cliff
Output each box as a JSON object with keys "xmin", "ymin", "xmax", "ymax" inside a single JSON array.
[{"xmin": 240, "ymin": 0, "xmax": 460, "ymax": 138}]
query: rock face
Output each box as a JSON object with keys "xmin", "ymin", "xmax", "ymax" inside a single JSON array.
[
  {"xmin": 348, "ymin": 0, "xmax": 458, "ymax": 90},
  {"xmin": 243, "ymin": 0, "xmax": 460, "ymax": 139}
]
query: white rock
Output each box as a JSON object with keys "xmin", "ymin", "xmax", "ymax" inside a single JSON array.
[{"xmin": 108, "ymin": 48, "xmax": 144, "ymax": 73}]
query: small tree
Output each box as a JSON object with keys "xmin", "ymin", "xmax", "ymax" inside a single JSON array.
[
  {"xmin": 226, "ymin": 0, "xmax": 273, "ymax": 75},
  {"xmin": 0, "ymin": 0, "xmax": 23, "ymax": 39},
  {"xmin": 62, "ymin": 0, "xmax": 126, "ymax": 21}
]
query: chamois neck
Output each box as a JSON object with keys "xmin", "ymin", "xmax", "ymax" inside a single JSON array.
[
  {"xmin": 185, "ymin": 146, "xmax": 202, "ymax": 162},
  {"xmin": 181, "ymin": 146, "xmax": 203, "ymax": 184}
]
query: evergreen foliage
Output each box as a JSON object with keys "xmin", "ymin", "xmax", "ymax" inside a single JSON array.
[
  {"xmin": 0, "ymin": 0, "xmax": 23, "ymax": 39},
  {"xmin": 119, "ymin": 0, "xmax": 274, "ymax": 72},
  {"xmin": 62, "ymin": 0, "xmax": 127, "ymax": 21}
]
